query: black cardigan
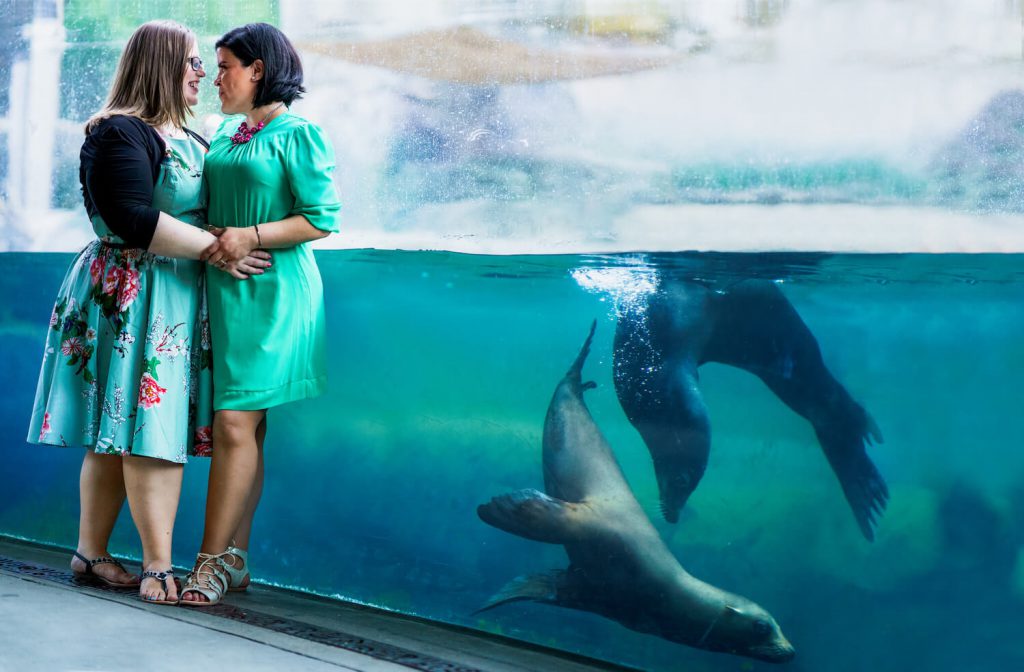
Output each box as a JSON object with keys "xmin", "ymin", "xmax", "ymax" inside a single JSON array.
[{"xmin": 80, "ymin": 115, "xmax": 167, "ymax": 249}]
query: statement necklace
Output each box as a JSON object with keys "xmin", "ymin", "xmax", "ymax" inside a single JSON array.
[{"xmin": 230, "ymin": 102, "xmax": 286, "ymax": 147}]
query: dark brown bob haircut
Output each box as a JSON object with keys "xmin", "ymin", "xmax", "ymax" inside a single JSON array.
[{"xmin": 216, "ymin": 23, "xmax": 306, "ymax": 107}]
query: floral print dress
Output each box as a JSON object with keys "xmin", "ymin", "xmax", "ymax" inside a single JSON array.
[{"xmin": 26, "ymin": 135, "xmax": 213, "ymax": 463}]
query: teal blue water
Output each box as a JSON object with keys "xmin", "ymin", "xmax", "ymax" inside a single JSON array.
[{"xmin": 2, "ymin": 250, "xmax": 1023, "ymax": 671}]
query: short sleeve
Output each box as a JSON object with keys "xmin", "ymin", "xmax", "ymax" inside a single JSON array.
[{"xmin": 284, "ymin": 122, "xmax": 341, "ymax": 233}]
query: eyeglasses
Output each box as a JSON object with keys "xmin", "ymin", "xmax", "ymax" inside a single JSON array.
[{"xmin": 186, "ymin": 57, "xmax": 204, "ymax": 72}]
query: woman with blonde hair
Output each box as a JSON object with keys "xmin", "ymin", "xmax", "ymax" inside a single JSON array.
[{"xmin": 26, "ymin": 20, "xmax": 269, "ymax": 604}]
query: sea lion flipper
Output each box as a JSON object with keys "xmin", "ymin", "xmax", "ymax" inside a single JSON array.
[
  {"xmin": 473, "ymin": 570, "xmax": 566, "ymax": 614},
  {"xmin": 816, "ymin": 427, "xmax": 890, "ymax": 541},
  {"xmin": 709, "ymin": 281, "xmax": 890, "ymax": 539},
  {"xmin": 477, "ymin": 489, "xmax": 585, "ymax": 544}
]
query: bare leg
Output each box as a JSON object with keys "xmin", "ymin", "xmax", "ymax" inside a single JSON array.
[
  {"xmin": 221, "ymin": 417, "xmax": 266, "ymax": 589},
  {"xmin": 182, "ymin": 409, "xmax": 264, "ymax": 603},
  {"xmin": 231, "ymin": 416, "xmax": 266, "ymax": 551},
  {"xmin": 123, "ymin": 455, "xmax": 184, "ymax": 602},
  {"xmin": 71, "ymin": 451, "xmax": 137, "ymax": 585}
]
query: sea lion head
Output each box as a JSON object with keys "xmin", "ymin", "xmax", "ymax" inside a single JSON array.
[
  {"xmin": 696, "ymin": 603, "xmax": 795, "ymax": 664},
  {"xmin": 653, "ymin": 456, "xmax": 702, "ymax": 523}
]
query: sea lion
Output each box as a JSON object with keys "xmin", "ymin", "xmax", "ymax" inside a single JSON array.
[
  {"xmin": 613, "ymin": 278, "xmax": 887, "ymax": 540},
  {"xmin": 477, "ymin": 322, "xmax": 795, "ymax": 663}
]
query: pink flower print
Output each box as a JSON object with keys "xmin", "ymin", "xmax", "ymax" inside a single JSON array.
[
  {"xmin": 38, "ymin": 412, "xmax": 52, "ymax": 440},
  {"xmin": 85, "ymin": 328, "xmax": 97, "ymax": 341},
  {"xmin": 48, "ymin": 308, "xmax": 59, "ymax": 328},
  {"xmin": 60, "ymin": 337, "xmax": 84, "ymax": 357},
  {"xmin": 137, "ymin": 372, "xmax": 167, "ymax": 410},
  {"xmin": 102, "ymin": 266, "xmax": 123, "ymax": 295},
  {"xmin": 89, "ymin": 255, "xmax": 105, "ymax": 286},
  {"xmin": 193, "ymin": 425, "xmax": 213, "ymax": 456},
  {"xmin": 117, "ymin": 268, "xmax": 140, "ymax": 312}
]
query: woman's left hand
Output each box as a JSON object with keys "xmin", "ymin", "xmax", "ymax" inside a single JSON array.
[{"xmin": 201, "ymin": 226, "xmax": 260, "ymax": 266}]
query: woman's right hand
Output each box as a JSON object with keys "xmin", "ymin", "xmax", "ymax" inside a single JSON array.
[
  {"xmin": 216, "ymin": 250, "xmax": 272, "ymax": 280},
  {"xmin": 202, "ymin": 226, "xmax": 259, "ymax": 266}
]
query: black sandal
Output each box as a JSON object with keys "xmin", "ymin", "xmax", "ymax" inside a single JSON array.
[
  {"xmin": 71, "ymin": 551, "xmax": 138, "ymax": 589},
  {"xmin": 139, "ymin": 569, "xmax": 180, "ymax": 605}
]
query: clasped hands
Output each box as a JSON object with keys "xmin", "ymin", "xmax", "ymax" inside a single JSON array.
[{"xmin": 201, "ymin": 226, "xmax": 271, "ymax": 280}]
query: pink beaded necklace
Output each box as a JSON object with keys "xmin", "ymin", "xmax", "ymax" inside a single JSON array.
[{"xmin": 230, "ymin": 103, "xmax": 286, "ymax": 147}]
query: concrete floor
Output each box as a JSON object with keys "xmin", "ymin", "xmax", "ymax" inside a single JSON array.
[{"xmin": 0, "ymin": 537, "xmax": 637, "ymax": 672}]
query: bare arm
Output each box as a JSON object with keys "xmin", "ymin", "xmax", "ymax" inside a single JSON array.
[
  {"xmin": 254, "ymin": 215, "xmax": 331, "ymax": 248},
  {"xmin": 150, "ymin": 214, "xmax": 272, "ymax": 279},
  {"xmin": 147, "ymin": 213, "xmax": 217, "ymax": 258},
  {"xmin": 200, "ymin": 215, "xmax": 329, "ymax": 265}
]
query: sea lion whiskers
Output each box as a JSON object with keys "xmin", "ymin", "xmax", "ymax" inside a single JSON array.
[{"xmin": 695, "ymin": 604, "xmax": 726, "ymax": 647}]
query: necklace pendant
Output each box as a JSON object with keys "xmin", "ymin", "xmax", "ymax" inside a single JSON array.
[
  {"xmin": 230, "ymin": 104, "xmax": 284, "ymax": 147},
  {"xmin": 230, "ymin": 121, "xmax": 258, "ymax": 146}
]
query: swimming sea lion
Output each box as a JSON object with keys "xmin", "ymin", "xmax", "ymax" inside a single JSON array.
[
  {"xmin": 477, "ymin": 322, "xmax": 795, "ymax": 663},
  {"xmin": 613, "ymin": 278, "xmax": 887, "ymax": 540}
]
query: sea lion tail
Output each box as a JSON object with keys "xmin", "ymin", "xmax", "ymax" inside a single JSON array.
[
  {"xmin": 567, "ymin": 320, "xmax": 598, "ymax": 386},
  {"xmin": 473, "ymin": 571, "xmax": 566, "ymax": 615}
]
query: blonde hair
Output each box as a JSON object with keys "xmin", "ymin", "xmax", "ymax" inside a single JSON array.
[{"xmin": 85, "ymin": 20, "xmax": 196, "ymax": 134}]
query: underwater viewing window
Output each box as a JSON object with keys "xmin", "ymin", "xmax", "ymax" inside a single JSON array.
[{"xmin": 2, "ymin": 2, "xmax": 1023, "ymax": 671}]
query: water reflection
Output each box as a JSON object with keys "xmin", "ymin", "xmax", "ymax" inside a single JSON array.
[
  {"xmin": 3, "ymin": 1, "xmax": 1024, "ymax": 251},
  {"xmin": 2, "ymin": 1, "xmax": 64, "ymax": 225}
]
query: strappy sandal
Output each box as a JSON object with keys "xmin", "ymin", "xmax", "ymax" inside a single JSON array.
[
  {"xmin": 71, "ymin": 551, "xmax": 138, "ymax": 589},
  {"xmin": 139, "ymin": 569, "xmax": 179, "ymax": 605},
  {"xmin": 224, "ymin": 545, "xmax": 251, "ymax": 592},
  {"xmin": 179, "ymin": 552, "xmax": 230, "ymax": 607}
]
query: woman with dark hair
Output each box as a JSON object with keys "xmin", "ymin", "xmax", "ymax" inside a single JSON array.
[
  {"xmin": 25, "ymin": 20, "xmax": 271, "ymax": 605},
  {"xmin": 180, "ymin": 23, "xmax": 341, "ymax": 606}
]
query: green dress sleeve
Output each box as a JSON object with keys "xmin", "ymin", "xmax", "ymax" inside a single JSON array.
[{"xmin": 284, "ymin": 122, "xmax": 342, "ymax": 233}]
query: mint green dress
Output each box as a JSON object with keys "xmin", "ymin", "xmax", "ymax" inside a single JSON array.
[
  {"xmin": 204, "ymin": 112, "xmax": 341, "ymax": 410},
  {"xmin": 26, "ymin": 136, "xmax": 214, "ymax": 463}
]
